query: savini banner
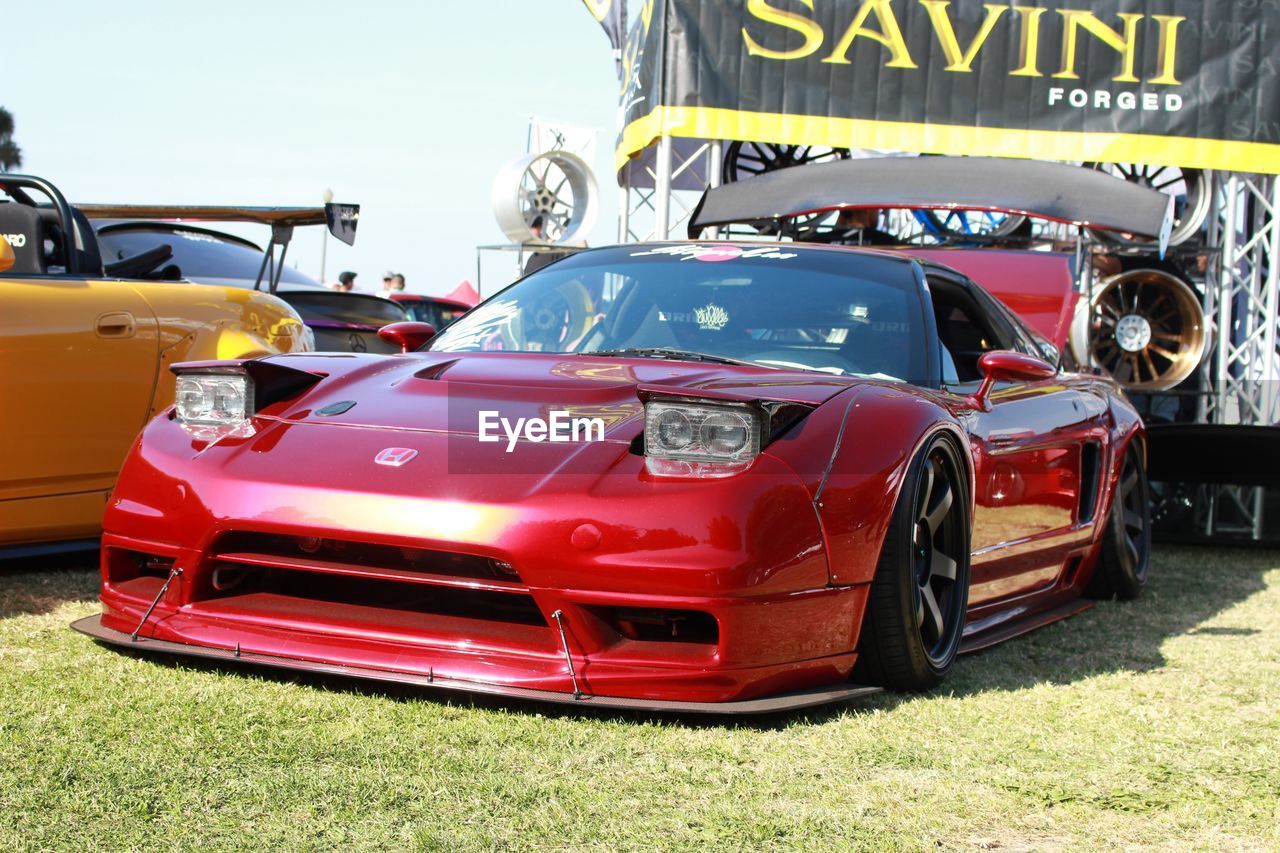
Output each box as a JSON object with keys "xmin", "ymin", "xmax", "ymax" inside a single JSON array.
[{"xmin": 618, "ymin": 0, "xmax": 1280, "ymax": 174}]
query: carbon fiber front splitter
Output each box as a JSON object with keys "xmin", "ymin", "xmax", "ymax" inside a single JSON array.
[{"xmin": 71, "ymin": 615, "xmax": 881, "ymax": 715}]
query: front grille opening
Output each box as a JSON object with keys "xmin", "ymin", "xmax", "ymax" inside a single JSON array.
[
  {"xmin": 588, "ymin": 606, "xmax": 719, "ymax": 645},
  {"xmin": 205, "ymin": 564, "xmax": 547, "ymax": 626},
  {"xmin": 105, "ymin": 548, "xmax": 174, "ymax": 584},
  {"xmin": 216, "ymin": 532, "xmax": 521, "ymax": 582}
]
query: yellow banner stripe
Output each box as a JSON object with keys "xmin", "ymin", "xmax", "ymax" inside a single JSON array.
[{"xmin": 615, "ymin": 106, "xmax": 1280, "ymax": 176}]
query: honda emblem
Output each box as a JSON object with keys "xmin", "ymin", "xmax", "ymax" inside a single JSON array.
[{"xmin": 374, "ymin": 447, "xmax": 418, "ymax": 467}]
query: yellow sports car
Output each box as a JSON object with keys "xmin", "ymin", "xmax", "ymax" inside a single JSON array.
[{"xmin": 0, "ymin": 175, "xmax": 315, "ymax": 555}]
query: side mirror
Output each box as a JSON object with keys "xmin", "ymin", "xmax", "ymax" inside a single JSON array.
[
  {"xmin": 967, "ymin": 350, "xmax": 1056, "ymax": 412},
  {"xmin": 0, "ymin": 237, "xmax": 13, "ymax": 273},
  {"xmin": 377, "ymin": 321, "xmax": 436, "ymax": 353}
]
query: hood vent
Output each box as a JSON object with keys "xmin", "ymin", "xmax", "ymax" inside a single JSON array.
[{"xmin": 414, "ymin": 359, "xmax": 460, "ymax": 381}]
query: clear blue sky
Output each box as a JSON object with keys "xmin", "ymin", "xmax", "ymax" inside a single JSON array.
[{"xmin": 5, "ymin": 1, "xmax": 624, "ymax": 296}]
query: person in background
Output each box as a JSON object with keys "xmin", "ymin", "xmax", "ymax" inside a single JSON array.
[
  {"xmin": 824, "ymin": 208, "xmax": 897, "ymax": 246},
  {"xmin": 332, "ymin": 271, "xmax": 357, "ymax": 292},
  {"xmin": 379, "ymin": 273, "xmax": 406, "ymax": 298}
]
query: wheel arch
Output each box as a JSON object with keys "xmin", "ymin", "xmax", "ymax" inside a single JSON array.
[{"xmin": 810, "ymin": 386, "xmax": 974, "ymax": 587}]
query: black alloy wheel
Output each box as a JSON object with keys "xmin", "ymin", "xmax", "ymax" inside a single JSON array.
[
  {"xmin": 857, "ymin": 435, "xmax": 970, "ymax": 691},
  {"xmin": 1086, "ymin": 443, "xmax": 1151, "ymax": 600},
  {"xmin": 720, "ymin": 142, "xmax": 851, "ymax": 239}
]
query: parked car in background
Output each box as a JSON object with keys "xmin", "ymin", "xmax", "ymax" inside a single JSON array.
[
  {"xmin": 387, "ymin": 293, "xmax": 470, "ymax": 330},
  {"xmin": 88, "ymin": 210, "xmax": 408, "ymax": 354},
  {"xmin": 0, "ymin": 176, "xmax": 312, "ymax": 557}
]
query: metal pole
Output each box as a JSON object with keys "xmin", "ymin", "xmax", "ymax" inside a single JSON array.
[
  {"xmin": 1260, "ymin": 176, "xmax": 1279, "ymax": 425},
  {"xmin": 707, "ymin": 140, "xmax": 723, "ymax": 190},
  {"xmin": 320, "ymin": 188, "xmax": 333, "ymax": 284},
  {"xmin": 619, "ymin": 171, "xmax": 631, "ymax": 243},
  {"xmin": 707, "ymin": 140, "xmax": 724, "ymax": 240},
  {"xmin": 654, "ymin": 135, "xmax": 673, "ymax": 240},
  {"xmin": 1198, "ymin": 171, "xmax": 1220, "ymax": 426},
  {"xmin": 1215, "ymin": 175, "xmax": 1240, "ymax": 425}
]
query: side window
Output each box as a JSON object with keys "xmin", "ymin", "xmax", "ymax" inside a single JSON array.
[
  {"xmin": 971, "ymin": 287, "xmax": 1041, "ymax": 357},
  {"xmin": 929, "ymin": 278, "xmax": 1009, "ymax": 385},
  {"xmin": 989, "ymin": 295, "xmax": 1061, "ymax": 366}
]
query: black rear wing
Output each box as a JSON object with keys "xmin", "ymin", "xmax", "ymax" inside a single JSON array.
[
  {"xmin": 78, "ymin": 203, "xmax": 360, "ymax": 292},
  {"xmin": 688, "ymin": 157, "xmax": 1172, "ymax": 252}
]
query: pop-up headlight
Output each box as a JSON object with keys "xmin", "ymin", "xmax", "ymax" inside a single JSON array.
[
  {"xmin": 175, "ymin": 372, "xmax": 253, "ymax": 428},
  {"xmin": 170, "ymin": 359, "xmax": 323, "ymax": 438},
  {"xmin": 643, "ymin": 400, "xmax": 762, "ymax": 477}
]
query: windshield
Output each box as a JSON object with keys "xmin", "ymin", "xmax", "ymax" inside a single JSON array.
[
  {"xmin": 429, "ymin": 244, "xmax": 927, "ymax": 382},
  {"xmin": 96, "ymin": 226, "xmax": 320, "ymax": 287}
]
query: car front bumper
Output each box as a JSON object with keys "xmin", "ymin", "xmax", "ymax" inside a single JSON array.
[
  {"xmin": 73, "ymin": 614, "xmax": 880, "ymax": 714},
  {"xmin": 90, "ymin": 415, "xmax": 875, "ymax": 707}
]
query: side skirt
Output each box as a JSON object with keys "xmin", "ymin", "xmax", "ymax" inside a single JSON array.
[{"xmin": 959, "ymin": 599, "xmax": 1094, "ymax": 654}]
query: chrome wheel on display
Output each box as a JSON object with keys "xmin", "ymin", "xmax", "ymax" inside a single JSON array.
[
  {"xmin": 491, "ymin": 150, "xmax": 599, "ymax": 245},
  {"xmin": 1074, "ymin": 270, "xmax": 1207, "ymax": 391}
]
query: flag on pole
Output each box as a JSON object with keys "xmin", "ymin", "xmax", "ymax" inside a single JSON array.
[{"xmin": 580, "ymin": 0, "xmax": 626, "ymax": 76}]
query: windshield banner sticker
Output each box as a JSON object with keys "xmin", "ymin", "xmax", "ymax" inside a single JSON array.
[{"xmin": 629, "ymin": 245, "xmax": 797, "ymax": 262}]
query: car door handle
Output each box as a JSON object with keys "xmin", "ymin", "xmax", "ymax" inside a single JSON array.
[
  {"xmin": 96, "ymin": 311, "xmax": 136, "ymax": 338},
  {"xmin": 987, "ymin": 428, "xmax": 1035, "ymax": 448}
]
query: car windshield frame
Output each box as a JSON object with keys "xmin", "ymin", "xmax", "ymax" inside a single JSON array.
[{"xmin": 428, "ymin": 244, "xmax": 936, "ymax": 386}]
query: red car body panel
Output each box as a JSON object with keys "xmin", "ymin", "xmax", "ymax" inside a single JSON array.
[{"xmin": 84, "ymin": 244, "xmax": 1142, "ymax": 711}]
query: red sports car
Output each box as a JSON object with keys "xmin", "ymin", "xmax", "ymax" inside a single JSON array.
[{"xmin": 75, "ymin": 237, "xmax": 1150, "ymax": 713}]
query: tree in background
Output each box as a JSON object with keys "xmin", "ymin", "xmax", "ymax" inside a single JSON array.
[{"xmin": 0, "ymin": 107, "xmax": 23, "ymax": 172}]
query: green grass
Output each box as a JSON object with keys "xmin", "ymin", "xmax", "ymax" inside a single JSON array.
[{"xmin": 1, "ymin": 546, "xmax": 1277, "ymax": 851}]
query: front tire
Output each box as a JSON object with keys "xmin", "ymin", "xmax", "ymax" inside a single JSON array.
[
  {"xmin": 856, "ymin": 435, "xmax": 971, "ymax": 691},
  {"xmin": 1086, "ymin": 442, "xmax": 1150, "ymax": 601}
]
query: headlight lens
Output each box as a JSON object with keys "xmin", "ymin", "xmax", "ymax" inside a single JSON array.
[
  {"xmin": 653, "ymin": 408, "xmax": 694, "ymax": 450},
  {"xmin": 175, "ymin": 373, "xmax": 253, "ymax": 427},
  {"xmin": 644, "ymin": 401, "xmax": 760, "ymax": 466}
]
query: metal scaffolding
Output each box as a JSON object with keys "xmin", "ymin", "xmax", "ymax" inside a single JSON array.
[
  {"xmin": 624, "ymin": 138, "xmax": 1278, "ymax": 423},
  {"xmin": 621, "ymin": 138, "xmax": 1280, "ymax": 539},
  {"xmin": 1207, "ymin": 174, "xmax": 1280, "ymax": 427}
]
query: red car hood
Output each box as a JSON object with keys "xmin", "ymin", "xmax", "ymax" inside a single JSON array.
[{"xmin": 265, "ymin": 351, "xmax": 855, "ymax": 438}]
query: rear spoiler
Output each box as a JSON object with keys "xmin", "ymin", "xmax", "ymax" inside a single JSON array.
[
  {"xmin": 688, "ymin": 157, "xmax": 1173, "ymax": 252},
  {"xmin": 78, "ymin": 203, "xmax": 359, "ymax": 244},
  {"xmin": 78, "ymin": 202, "xmax": 360, "ymax": 292}
]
